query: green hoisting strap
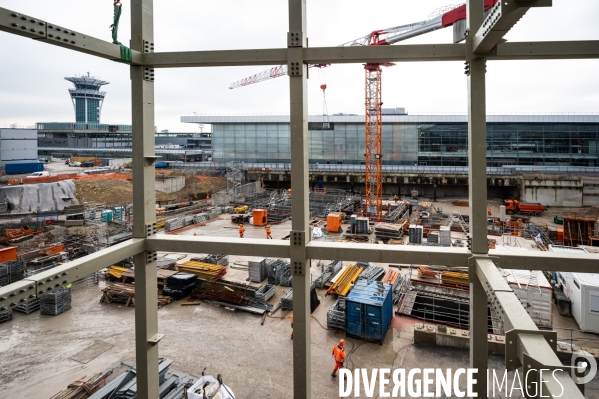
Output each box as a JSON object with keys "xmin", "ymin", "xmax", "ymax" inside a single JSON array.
[{"xmin": 110, "ymin": 1, "xmax": 132, "ymax": 63}]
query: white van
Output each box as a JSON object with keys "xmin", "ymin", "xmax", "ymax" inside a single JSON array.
[{"xmin": 25, "ymin": 171, "xmax": 50, "ymax": 178}]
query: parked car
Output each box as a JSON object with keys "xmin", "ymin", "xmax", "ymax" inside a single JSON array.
[
  {"xmin": 81, "ymin": 160, "xmax": 95, "ymax": 167},
  {"xmin": 38, "ymin": 157, "xmax": 49, "ymax": 163},
  {"xmin": 25, "ymin": 171, "xmax": 50, "ymax": 178},
  {"xmin": 69, "ymin": 162, "xmax": 82, "ymax": 167}
]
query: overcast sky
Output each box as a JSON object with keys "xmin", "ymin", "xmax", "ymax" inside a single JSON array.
[{"xmin": 1, "ymin": 0, "xmax": 597, "ymax": 132}]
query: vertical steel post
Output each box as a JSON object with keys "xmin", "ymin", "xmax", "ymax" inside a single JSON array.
[
  {"xmin": 467, "ymin": 1, "xmax": 488, "ymax": 397},
  {"xmin": 131, "ymin": 1, "xmax": 159, "ymax": 398},
  {"xmin": 288, "ymin": 1, "xmax": 310, "ymax": 398}
]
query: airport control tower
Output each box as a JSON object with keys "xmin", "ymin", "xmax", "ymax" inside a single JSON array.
[{"xmin": 65, "ymin": 73, "xmax": 109, "ymax": 123}]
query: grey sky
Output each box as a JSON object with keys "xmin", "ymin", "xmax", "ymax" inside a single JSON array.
[{"xmin": 1, "ymin": 0, "xmax": 597, "ymax": 132}]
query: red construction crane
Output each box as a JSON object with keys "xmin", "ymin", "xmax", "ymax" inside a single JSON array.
[{"xmin": 229, "ymin": 1, "xmax": 498, "ymax": 219}]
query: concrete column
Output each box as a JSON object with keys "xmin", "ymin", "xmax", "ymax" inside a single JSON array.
[
  {"xmin": 288, "ymin": 1, "xmax": 311, "ymax": 398},
  {"xmin": 131, "ymin": 1, "xmax": 159, "ymax": 398},
  {"xmin": 467, "ymin": 1, "xmax": 488, "ymax": 397}
]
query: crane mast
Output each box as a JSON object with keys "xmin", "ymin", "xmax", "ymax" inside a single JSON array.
[{"xmin": 364, "ymin": 65, "xmax": 383, "ymax": 219}]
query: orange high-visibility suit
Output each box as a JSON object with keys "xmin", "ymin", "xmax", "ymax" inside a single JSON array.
[
  {"xmin": 266, "ymin": 225, "xmax": 272, "ymax": 239},
  {"xmin": 290, "ymin": 314, "xmax": 294, "ymax": 339},
  {"xmin": 238, "ymin": 224, "xmax": 245, "ymax": 238},
  {"xmin": 331, "ymin": 342, "xmax": 346, "ymax": 377}
]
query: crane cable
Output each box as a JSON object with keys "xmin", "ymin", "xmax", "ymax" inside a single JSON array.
[{"xmin": 110, "ymin": 1, "xmax": 132, "ymax": 62}]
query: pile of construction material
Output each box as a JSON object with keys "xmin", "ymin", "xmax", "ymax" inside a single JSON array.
[
  {"xmin": 162, "ymin": 272, "xmax": 198, "ymax": 300},
  {"xmin": 101, "ymin": 283, "xmax": 173, "ymax": 308},
  {"xmin": 177, "ymin": 261, "xmax": 227, "ymax": 281},
  {"xmin": 49, "ymin": 368, "xmax": 114, "ymax": 399},
  {"xmin": 441, "ymin": 271, "xmax": 469, "ymax": 287},
  {"xmin": 40, "ymin": 288, "xmax": 72, "ymax": 316},
  {"xmin": 14, "ymin": 298, "xmax": 40, "ymax": 314},
  {"xmin": 190, "ymin": 278, "xmax": 272, "ymax": 314},
  {"xmin": 191, "ymin": 253, "xmax": 228, "ymax": 266},
  {"xmin": 408, "ymin": 225, "xmax": 423, "ymax": 244},
  {"xmin": 314, "ymin": 260, "xmax": 343, "ymax": 289},
  {"xmin": 374, "ymin": 222, "xmax": 405, "ymax": 241}
]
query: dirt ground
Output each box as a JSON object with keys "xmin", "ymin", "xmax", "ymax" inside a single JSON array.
[
  {"xmin": 72, "ymin": 173, "xmax": 226, "ymax": 206},
  {"xmin": 2, "ymin": 214, "xmax": 599, "ymax": 398}
]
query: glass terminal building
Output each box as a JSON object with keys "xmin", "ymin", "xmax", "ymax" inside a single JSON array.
[
  {"xmin": 183, "ymin": 114, "xmax": 599, "ymax": 167},
  {"xmin": 65, "ymin": 75, "xmax": 109, "ymax": 123}
]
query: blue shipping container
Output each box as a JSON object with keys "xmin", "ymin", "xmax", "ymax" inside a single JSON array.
[
  {"xmin": 155, "ymin": 162, "xmax": 169, "ymax": 169},
  {"xmin": 5, "ymin": 162, "xmax": 44, "ymax": 175},
  {"xmin": 345, "ymin": 278, "xmax": 393, "ymax": 344}
]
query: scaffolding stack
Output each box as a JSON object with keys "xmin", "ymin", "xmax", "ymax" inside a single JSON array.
[
  {"xmin": 313, "ymin": 260, "xmax": 343, "ymax": 289},
  {"xmin": 248, "ymin": 258, "xmax": 267, "ymax": 283},
  {"xmin": 255, "ymin": 284, "xmax": 276, "ymax": 301},
  {"xmin": 327, "ymin": 297, "xmax": 346, "ymax": 330},
  {"xmin": 0, "ymin": 309, "xmax": 12, "ymax": 324},
  {"xmin": 40, "ymin": 288, "xmax": 72, "ymax": 316},
  {"xmin": 281, "ymin": 288, "xmax": 294, "ymax": 310}
]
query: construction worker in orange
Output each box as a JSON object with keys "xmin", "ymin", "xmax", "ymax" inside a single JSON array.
[
  {"xmin": 238, "ymin": 223, "xmax": 245, "ymax": 238},
  {"xmin": 487, "ymin": 207, "xmax": 492, "ymax": 215},
  {"xmin": 206, "ymin": 193, "xmax": 210, "ymax": 201},
  {"xmin": 290, "ymin": 314, "xmax": 294, "ymax": 339},
  {"xmin": 394, "ymin": 194, "xmax": 398, "ymax": 203},
  {"xmin": 331, "ymin": 339, "xmax": 346, "ymax": 378},
  {"xmin": 265, "ymin": 224, "xmax": 272, "ymax": 239},
  {"xmin": 360, "ymin": 210, "xmax": 364, "ymax": 217},
  {"xmin": 287, "ymin": 188, "xmax": 292, "ymax": 197}
]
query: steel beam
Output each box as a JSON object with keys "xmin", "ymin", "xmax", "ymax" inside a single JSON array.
[
  {"xmin": 143, "ymin": 48, "xmax": 288, "ymax": 68},
  {"xmin": 491, "ymin": 40, "xmax": 599, "ymax": 60},
  {"xmin": 288, "ymin": 1, "xmax": 311, "ymax": 398},
  {"xmin": 472, "ymin": 0, "xmax": 552, "ymax": 54},
  {"xmin": 488, "ymin": 250, "xmax": 599, "ymax": 272},
  {"xmin": 0, "ymin": 7, "xmax": 142, "ymax": 64},
  {"xmin": 467, "ymin": 2, "xmax": 489, "ymax": 395},
  {"xmin": 475, "ymin": 258, "xmax": 584, "ymax": 398},
  {"xmin": 131, "ymin": 1, "xmax": 159, "ymax": 398},
  {"xmin": 145, "ymin": 234, "xmax": 291, "ymax": 258},
  {"xmin": 0, "ymin": 239, "xmax": 144, "ymax": 311}
]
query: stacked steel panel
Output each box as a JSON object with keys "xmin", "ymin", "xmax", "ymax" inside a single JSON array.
[
  {"xmin": 164, "ymin": 217, "xmax": 184, "ymax": 232},
  {"xmin": 439, "ymin": 226, "xmax": 451, "ymax": 246},
  {"xmin": 0, "ymin": 309, "xmax": 12, "ymax": 324},
  {"xmin": 14, "ymin": 298, "xmax": 40, "ymax": 314},
  {"xmin": 408, "ymin": 225, "xmax": 423, "ymax": 244},
  {"xmin": 0, "ymin": 260, "xmax": 25, "ymax": 285},
  {"xmin": 194, "ymin": 213, "xmax": 208, "ymax": 224},
  {"xmin": 281, "ymin": 288, "xmax": 294, "ymax": 310},
  {"xmin": 374, "ymin": 223, "xmax": 404, "ymax": 241},
  {"xmin": 40, "ymin": 288, "xmax": 72, "ymax": 316},
  {"xmin": 248, "ymin": 258, "xmax": 267, "ymax": 283},
  {"xmin": 279, "ymin": 269, "xmax": 293, "ymax": 287},
  {"xmin": 360, "ymin": 265, "xmax": 385, "ymax": 281},
  {"xmin": 255, "ymin": 284, "xmax": 276, "ymax": 301},
  {"xmin": 355, "ymin": 217, "xmax": 370, "ymax": 234},
  {"xmin": 314, "ymin": 260, "xmax": 343, "ymax": 289},
  {"xmin": 427, "ymin": 232, "xmax": 438, "ymax": 244}
]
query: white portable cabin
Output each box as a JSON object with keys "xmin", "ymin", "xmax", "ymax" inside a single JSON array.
[
  {"xmin": 556, "ymin": 271, "xmax": 599, "ymax": 334},
  {"xmin": 503, "ymin": 269, "xmax": 553, "ymax": 329},
  {"xmin": 549, "ymin": 245, "xmax": 599, "ymax": 333}
]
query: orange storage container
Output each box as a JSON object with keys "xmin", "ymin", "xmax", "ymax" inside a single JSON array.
[
  {"xmin": 253, "ymin": 209, "xmax": 268, "ymax": 226},
  {"xmin": 0, "ymin": 247, "xmax": 17, "ymax": 263},
  {"xmin": 327, "ymin": 213, "xmax": 343, "ymax": 233},
  {"xmin": 556, "ymin": 228, "xmax": 564, "ymax": 243}
]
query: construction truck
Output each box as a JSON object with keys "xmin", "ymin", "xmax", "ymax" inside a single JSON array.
[{"xmin": 503, "ymin": 199, "xmax": 545, "ymax": 216}]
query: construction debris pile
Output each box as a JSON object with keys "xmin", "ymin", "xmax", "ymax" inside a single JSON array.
[{"xmin": 101, "ymin": 283, "xmax": 173, "ymax": 308}]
